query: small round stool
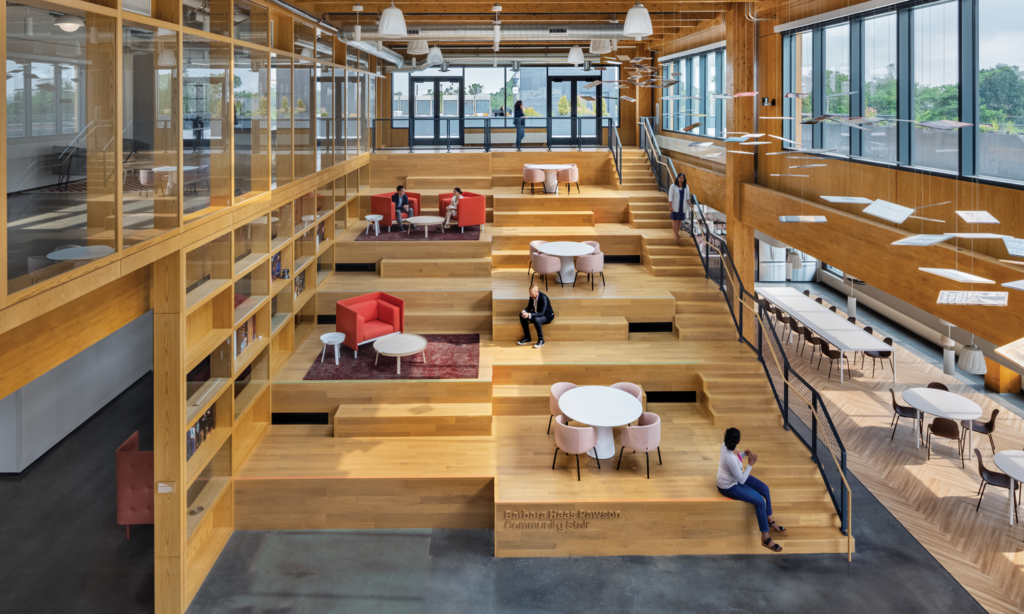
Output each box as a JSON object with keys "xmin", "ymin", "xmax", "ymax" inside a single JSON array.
[
  {"xmin": 364, "ymin": 214, "xmax": 383, "ymax": 236},
  {"xmin": 320, "ymin": 332, "xmax": 347, "ymax": 365}
]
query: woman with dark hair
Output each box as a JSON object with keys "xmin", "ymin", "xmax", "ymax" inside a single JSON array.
[
  {"xmin": 717, "ymin": 427, "xmax": 786, "ymax": 552},
  {"xmin": 513, "ymin": 101, "xmax": 526, "ymax": 150},
  {"xmin": 667, "ymin": 173, "xmax": 691, "ymax": 241},
  {"xmin": 444, "ymin": 187, "xmax": 463, "ymax": 228}
]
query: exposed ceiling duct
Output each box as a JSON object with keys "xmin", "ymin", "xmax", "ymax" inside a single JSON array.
[
  {"xmin": 385, "ymin": 52, "xmax": 604, "ymax": 72},
  {"xmin": 346, "ymin": 39, "xmax": 406, "ymax": 68},
  {"xmin": 340, "ymin": 23, "xmax": 628, "ymax": 42}
]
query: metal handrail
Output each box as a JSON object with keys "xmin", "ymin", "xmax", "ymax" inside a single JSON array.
[
  {"xmin": 610, "ymin": 125, "xmax": 622, "ymax": 185},
  {"xmin": 372, "ymin": 116, "xmax": 616, "ymax": 152}
]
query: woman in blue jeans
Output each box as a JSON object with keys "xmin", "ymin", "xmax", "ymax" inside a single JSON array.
[{"xmin": 717, "ymin": 427, "xmax": 786, "ymax": 552}]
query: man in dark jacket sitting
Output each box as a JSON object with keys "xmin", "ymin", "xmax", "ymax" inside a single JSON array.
[{"xmin": 518, "ymin": 284, "xmax": 554, "ymax": 348}]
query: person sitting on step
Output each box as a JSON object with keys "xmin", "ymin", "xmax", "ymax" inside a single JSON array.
[
  {"xmin": 443, "ymin": 187, "xmax": 462, "ymax": 229},
  {"xmin": 716, "ymin": 427, "xmax": 786, "ymax": 552},
  {"xmin": 518, "ymin": 283, "xmax": 554, "ymax": 349}
]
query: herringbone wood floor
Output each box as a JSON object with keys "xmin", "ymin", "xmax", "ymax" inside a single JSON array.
[{"xmin": 774, "ymin": 301, "xmax": 1024, "ymax": 614}]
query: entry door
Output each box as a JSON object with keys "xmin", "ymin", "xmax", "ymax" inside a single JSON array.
[
  {"xmin": 411, "ymin": 77, "xmax": 463, "ymax": 146},
  {"xmin": 548, "ymin": 76, "xmax": 601, "ymax": 146}
]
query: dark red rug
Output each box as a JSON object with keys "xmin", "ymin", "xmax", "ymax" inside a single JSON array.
[
  {"xmin": 355, "ymin": 226, "xmax": 481, "ymax": 241},
  {"xmin": 302, "ymin": 334, "xmax": 480, "ymax": 380}
]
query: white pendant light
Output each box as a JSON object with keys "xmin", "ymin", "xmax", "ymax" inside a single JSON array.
[
  {"xmin": 407, "ymin": 39, "xmax": 429, "ymax": 55},
  {"xmin": 377, "ymin": 40, "xmax": 383, "ymax": 51},
  {"xmin": 353, "ymin": 4, "xmax": 363, "ymax": 41},
  {"xmin": 567, "ymin": 45, "xmax": 585, "ymax": 66},
  {"xmin": 157, "ymin": 47, "xmax": 175, "ymax": 67},
  {"xmin": 623, "ymin": 2, "xmax": 653, "ymax": 41},
  {"xmin": 589, "ymin": 39, "xmax": 612, "ymax": 55},
  {"xmin": 378, "ymin": 1, "xmax": 408, "ymax": 39},
  {"xmin": 611, "ymin": 39, "xmax": 618, "ymax": 51},
  {"xmin": 55, "ymin": 14, "xmax": 85, "ymax": 33},
  {"xmin": 958, "ymin": 335, "xmax": 988, "ymax": 375},
  {"xmin": 426, "ymin": 45, "xmax": 444, "ymax": 64}
]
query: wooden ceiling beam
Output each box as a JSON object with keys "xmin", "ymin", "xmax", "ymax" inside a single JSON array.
[{"xmin": 300, "ymin": 2, "xmax": 736, "ymax": 15}]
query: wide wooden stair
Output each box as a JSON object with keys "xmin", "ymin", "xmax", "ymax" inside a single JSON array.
[
  {"xmin": 619, "ymin": 149, "xmax": 659, "ymax": 189},
  {"xmin": 697, "ymin": 373, "xmax": 782, "ymax": 426},
  {"xmin": 379, "ymin": 257, "xmax": 492, "ymax": 278},
  {"xmin": 404, "ymin": 176, "xmax": 492, "ymax": 190},
  {"xmin": 318, "ymin": 289, "xmax": 493, "ymax": 334},
  {"xmin": 629, "ymin": 192, "xmax": 672, "ymax": 229},
  {"xmin": 671, "ymin": 280, "xmax": 738, "ymax": 341},
  {"xmin": 334, "ymin": 402, "xmax": 492, "ymax": 437},
  {"xmin": 491, "ymin": 296, "xmax": 675, "ymax": 342},
  {"xmin": 642, "ymin": 237, "xmax": 706, "ymax": 277}
]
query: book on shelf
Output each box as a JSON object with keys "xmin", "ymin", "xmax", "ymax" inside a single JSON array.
[
  {"xmin": 294, "ymin": 270, "xmax": 306, "ymax": 298},
  {"xmin": 271, "ymin": 252, "xmax": 282, "ymax": 280},
  {"xmin": 234, "ymin": 315, "xmax": 257, "ymax": 357},
  {"xmin": 185, "ymin": 405, "xmax": 217, "ymax": 462},
  {"xmin": 316, "ymin": 221, "xmax": 326, "ymax": 247}
]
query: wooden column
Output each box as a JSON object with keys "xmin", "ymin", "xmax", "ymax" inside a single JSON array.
[
  {"xmin": 725, "ymin": 5, "xmax": 756, "ymax": 290},
  {"xmin": 984, "ymin": 357, "xmax": 1022, "ymax": 393}
]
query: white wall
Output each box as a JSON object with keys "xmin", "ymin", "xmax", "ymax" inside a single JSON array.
[{"xmin": 0, "ymin": 310, "xmax": 153, "ymax": 473}]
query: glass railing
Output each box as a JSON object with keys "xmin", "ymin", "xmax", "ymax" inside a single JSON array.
[{"xmin": 371, "ymin": 117, "xmax": 617, "ymax": 152}]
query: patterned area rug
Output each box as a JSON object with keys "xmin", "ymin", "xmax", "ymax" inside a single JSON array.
[
  {"xmin": 355, "ymin": 225, "xmax": 481, "ymax": 241},
  {"xmin": 302, "ymin": 334, "xmax": 480, "ymax": 380}
]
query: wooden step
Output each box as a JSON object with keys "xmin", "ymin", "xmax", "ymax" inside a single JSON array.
[
  {"xmin": 647, "ymin": 254, "xmax": 702, "ymax": 266},
  {"xmin": 630, "ymin": 210, "xmax": 671, "ymax": 220},
  {"xmin": 673, "ymin": 312, "xmax": 734, "ymax": 327},
  {"xmin": 771, "ymin": 527, "xmax": 853, "ymax": 554},
  {"xmin": 645, "ymin": 244, "xmax": 697, "ymax": 255},
  {"xmin": 647, "ymin": 264, "xmax": 705, "ymax": 277},
  {"xmin": 629, "ymin": 203, "xmax": 665, "ymax": 212},
  {"xmin": 492, "ymin": 316, "xmax": 629, "ymax": 342},
  {"xmin": 621, "ymin": 168, "xmax": 654, "ymax": 178},
  {"xmin": 333, "ymin": 403, "xmax": 492, "ymax": 437},
  {"xmin": 633, "ymin": 219, "xmax": 672, "ymax": 229},
  {"xmin": 492, "ymin": 195, "xmax": 627, "ymax": 212},
  {"xmin": 674, "ymin": 320, "xmax": 737, "ymax": 341},
  {"xmin": 673, "ymin": 297, "xmax": 727, "ymax": 312},
  {"xmin": 405, "ymin": 176, "xmax": 492, "ymax": 190},
  {"xmin": 379, "ymin": 257, "xmax": 491, "ymax": 278},
  {"xmin": 491, "ymin": 249, "xmax": 530, "ymax": 268},
  {"xmin": 493, "ymin": 296, "xmax": 675, "ymax": 322},
  {"xmin": 406, "ymin": 309, "xmax": 492, "ymax": 333},
  {"xmin": 491, "ymin": 384, "xmax": 551, "ymax": 416},
  {"xmin": 493, "ymin": 210, "xmax": 595, "ymax": 227},
  {"xmin": 768, "ymin": 478, "xmax": 834, "ymax": 503},
  {"xmin": 701, "ymin": 403, "xmax": 782, "ymax": 428},
  {"xmin": 701, "ymin": 373, "xmax": 771, "ymax": 392}
]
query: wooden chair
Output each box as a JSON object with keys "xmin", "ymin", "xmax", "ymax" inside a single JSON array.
[
  {"xmin": 817, "ymin": 340, "xmax": 850, "ymax": 380},
  {"xmin": 801, "ymin": 327, "xmax": 821, "ymax": 362},
  {"xmin": 863, "ymin": 337, "xmax": 894, "ymax": 378},
  {"xmin": 974, "ymin": 448, "xmax": 1019, "ymax": 521},
  {"xmin": 889, "ymin": 389, "xmax": 922, "ymax": 443},
  {"xmin": 962, "ymin": 410, "xmax": 999, "ymax": 454},
  {"xmin": 927, "ymin": 417, "xmax": 964, "ymax": 467}
]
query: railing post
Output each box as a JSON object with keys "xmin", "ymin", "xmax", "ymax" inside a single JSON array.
[
  {"xmin": 547, "ymin": 117, "xmax": 552, "ymax": 151},
  {"xmin": 446, "ymin": 119, "xmax": 451, "ymax": 153},
  {"xmin": 810, "ymin": 396, "xmax": 819, "ymax": 464},
  {"xmin": 782, "ymin": 361, "xmax": 791, "ymax": 430},
  {"xmin": 372, "ymin": 123, "xmax": 376, "ymax": 152},
  {"xmin": 841, "ymin": 449, "xmax": 849, "ymax": 536},
  {"xmin": 484, "ymin": 118, "xmax": 490, "ymax": 152}
]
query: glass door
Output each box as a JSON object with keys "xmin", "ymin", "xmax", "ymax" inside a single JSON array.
[
  {"xmin": 411, "ymin": 77, "xmax": 463, "ymax": 146},
  {"xmin": 547, "ymin": 76, "xmax": 601, "ymax": 146}
]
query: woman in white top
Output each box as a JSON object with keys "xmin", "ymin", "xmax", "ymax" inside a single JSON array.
[
  {"xmin": 444, "ymin": 187, "xmax": 462, "ymax": 228},
  {"xmin": 667, "ymin": 173, "xmax": 691, "ymax": 241},
  {"xmin": 716, "ymin": 427, "xmax": 786, "ymax": 552}
]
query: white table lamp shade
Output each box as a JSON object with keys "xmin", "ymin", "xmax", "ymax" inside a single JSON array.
[
  {"xmin": 378, "ymin": 3, "xmax": 408, "ymax": 38},
  {"xmin": 426, "ymin": 45, "xmax": 444, "ymax": 64},
  {"xmin": 589, "ymin": 39, "xmax": 612, "ymax": 54},
  {"xmin": 958, "ymin": 341, "xmax": 988, "ymax": 375},
  {"xmin": 623, "ymin": 3, "xmax": 653, "ymax": 40},
  {"xmin": 568, "ymin": 45, "xmax": 585, "ymax": 65},
  {"xmin": 408, "ymin": 39, "xmax": 429, "ymax": 55}
]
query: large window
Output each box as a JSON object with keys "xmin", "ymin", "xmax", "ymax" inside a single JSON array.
[
  {"xmin": 978, "ymin": 0, "xmax": 1024, "ymax": 182},
  {"xmin": 823, "ymin": 24, "xmax": 851, "ymax": 155},
  {"xmin": 912, "ymin": 1, "xmax": 959, "ymax": 172},
  {"xmin": 863, "ymin": 14, "xmax": 898, "ymax": 163},
  {"xmin": 660, "ymin": 49, "xmax": 726, "ymax": 137}
]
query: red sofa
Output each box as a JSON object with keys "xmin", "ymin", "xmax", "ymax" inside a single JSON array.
[
  {"xmin": 370, "ymin": 191, "xmax": 421, "ymax": 231},
  {"xmin": 438, "ymin": 192, "xmax": 487, "ymax": 232},
  {"xmin": 116, "ymin": 431, "xmax": 154, "ymax": 540},
  {"xmin": 337, "ymin": 292, "xmax": 405, "ymax": 357}
]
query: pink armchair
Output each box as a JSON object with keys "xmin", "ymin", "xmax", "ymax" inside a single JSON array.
[
  {"xmin": 522, "ymin": 167, "xmax": 545, "ymax": 194},
  {"xmin": 616, "ymin": 412, "xmax": 662, "ymax": 479},
  {"xmin": 336, "ymin": 292, "xmax": 405, "ymax": 357},
  {"xmin": 438, "ymin": 192, "xmax": 487, "ymax": 231},
  {"xmin": 370, "ymin": 191, "xmax": 421, "ymax": 230},
  {"xmin": 557, "ymin": 165, "xmax": 580, "ymax": 194},
  {"xmin": 116, "ymin": 431, "xmax": 154, "ymax": 539},
  {"xmin": 552, "ymin": 415, "xmax": 600, "ymax": 480},
  {"xmin": 548, "ymin": 382, "xmax": 578, "ymax": 434}
]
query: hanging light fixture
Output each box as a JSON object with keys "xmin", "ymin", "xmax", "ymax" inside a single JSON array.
[
  {"xmin": 54, "ymin": 14, "xmax": 85, "ymax": 33},
  {"xmin": 24, "ymin": 16, "xmax": 33, "ymax": 36},
  {"xmin": 622, "ymin": 2, "xmax": 653, "ymax": 41},
  {"xmin": 407, "ymin": 39, "xmax": 428, "ymax": 55},
  {"xmin": 377, "ymin": 40, "xmax": 383, "ymax": 51},
  {"xmin": 611, "ymin": 39, "xmax": 618, "ymax": 51},
  {"xmin": 958, "ymin": 334, "xmax": 988, "ymax": 375},
  {"xmin": 426, "ymin": 45, "xmax": 444, "ymax": 64},
  {"xmin": 567, "ymin": 45, "xmax": 585, "ymax": 66},
  {"xmin": 352, "ymin": 4, "xmax": 362, "ymax": 42},
  {"xmin": 378, "ymin": 0, "xmax": 408, "ymax": 39},
  {"xmin": 589, "ymin": 39, "xmax": 612, "ymax": 55}
]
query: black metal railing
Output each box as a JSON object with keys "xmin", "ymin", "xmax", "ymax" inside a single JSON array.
[
  {"xmin": 638, "ymin": 117, "xmax": 675, "ymax": 193},
  {"xmin": 683, "ymin": 199, "xmax": 854, "ymax": 561},
  {"xmin": 610, "ymin": 124, "xmax": 622, "ymax": 185},
  {"xmin": 371, "ymin": 117, "xmax": 617, "ymax": 153}
]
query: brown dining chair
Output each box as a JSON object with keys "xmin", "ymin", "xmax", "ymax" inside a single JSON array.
[
  {"xmin": 962, "ymin": 410, "xmax": 999, "ymax": 454},
  {"xmin": 863, "ymin": 337, "xmax": 894, "ymax": 378},
  {"xmin": 854, "ymin": 326, "xmax": 874, "ymax": 365},
  {"xmin": 790, "ymin": 321, "xmax": 807, "ymax": 351},
  {"xmin": 927, "ymin": 382, "xmax": 949, "ymax": 391},
  {"xmin": 829, "ymin": 305, "xmax": 838, "ymax": 314},
  {"xmin": 975, "ymin": 448, "xmax": 1019, "ymax": 521},
  {"xmin": 817, "ymin": 340, "xmax": 849, "ymax": 380},
  {"xmin": 889, "ymin": 389, "xmax": 922, "ymax": 443},
  {"xmin": 847, "ymin": 316, "xmax": 856, "ymax": 324},
  {"xmin": 802, "ymin": 290, "xmax": 811, "ymax": 297},
  {"xmin": 927, "ymin": 417, "xmax": 964, "ymax": 467},
  {"xmin": 801, "ymin": 327, "xmax": 821, "ymax": 362},
  {"xmin": 815, "ymin": 297, "xmax": 824, "ymax": 305}
]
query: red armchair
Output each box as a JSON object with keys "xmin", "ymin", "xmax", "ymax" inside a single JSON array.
[
  {"xmin": 337, "ymin": 292, "xmax": 405, "ymax": 357},
  {"xmin": 371, "ymin": 191, "xmax": 421, "ymax": 231},
  {"xmin": 438, "ymin": 192, "xmax": 487, "ymax": 232},
  {"xmin": 116, "ymin": 431, "xmax": 154, "ymax": 540}
]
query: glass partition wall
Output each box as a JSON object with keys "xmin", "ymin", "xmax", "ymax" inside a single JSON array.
[{"xmin": 5, "ymin": 0, "xmax": 376, "ymax": 295}]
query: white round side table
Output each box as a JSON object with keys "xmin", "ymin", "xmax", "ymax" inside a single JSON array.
[
  {"xmin": 319, "ymin": 332, "xmax": 347, "ymax": 365},
  {"xmin": 365, "ymin": 214, "xmax": 383, "ymax": 236}
]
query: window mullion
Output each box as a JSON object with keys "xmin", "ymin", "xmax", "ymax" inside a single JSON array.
[
  {"xmin": 959, "ymin": 0, "xmax": 977, "ymax": 177},
  {"xmin": 897, "ymin": 7, "xmax": 912, "ymax": 166},
  {"xmin": 717, "ymin": 51, "xmax": 725, "ymax": 135},
  {"xmin": 812, "ymin": 28, "xmax": 824, "ymax": 148},
  {"xmin": 783, "ymin": 34, "xmax": 794, "ymax": 143},
  {"xmin": 851, "ymin": 19, "xmax": 864, "ymax": 158}
]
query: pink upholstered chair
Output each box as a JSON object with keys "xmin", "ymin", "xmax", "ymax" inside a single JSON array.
[
  {"xmin": 552, "ymin": 415, "xmax": 600, "ymax": 480},
  {"xmin": 557, "ymin": 165, "xmax": 580, "ymax": 194},
  {"xmin": 573, "ymin": 252, "xmax": 605, "ymax": 290},
  {"xmin": 612, "ymin": 381, "xmax": 643, "ymax": 424},
  {"xmin": 616, "ymin": 412, "xmax": 662, "ymax": 479},
  {"xmin": 548, "ymin": 382, "xmax": 578, "ymax": 434},
  {"xmin": 583, "ymin": 241, "xmax": 600, "ymax": 252},
  {"xmin": 527, "ymin": 240, "xmax": 547, "ymax": 276},
  {"xmin": 116, "ymin": 431, "xmax": 154, "ymax": 539},
  {"xmin": 522, "ymin": 167, "xmax": 545, "ymax": 194},
  {"xmin": 530, "ymin": 253, "xmax": 562, "ymax": 291}
]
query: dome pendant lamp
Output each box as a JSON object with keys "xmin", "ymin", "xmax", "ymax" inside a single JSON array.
[
  {"xmin": 589, "ymin": 39, "xmax": 612, "ymax": 55},
  {"xmin": 378, "ymin": 1, "xmax": 408, "ymax": 39},
  {"xmin": 623, "ymin": 2, "xmax": 653, "ymax": 41},
  {"xmin": 567, "ymin": 45, "xmax": 585, "ymax": 66},
  {"xmin": 426, "ymin": 45, "xmax": 444, "ymax": 65},
  {"xmin": 407, "ymin": 39, "xmax": 428, "ymax": 55},
  {"xmin": 958, "ymin": 334, "xmax": 988, "ymax": 375}
]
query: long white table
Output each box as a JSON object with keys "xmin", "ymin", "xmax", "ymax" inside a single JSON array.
[{"xmin": 756, "ymin": 286, "xmax": 894, "ymax": 384}]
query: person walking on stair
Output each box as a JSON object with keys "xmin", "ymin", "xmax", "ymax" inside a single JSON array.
[
  {"xmin": 518, "ymin": 284, "xmax": 554, "ymax": 349},
  {"xmin": 716, "ymin": 427, "xmax": 786, "ymax": 552},
  {"xmin": 668, "ymin": 172, "xmax": 692, "ymax": 242}
]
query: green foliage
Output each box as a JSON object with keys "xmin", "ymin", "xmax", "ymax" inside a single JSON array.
[
  {"xmin": 865, "ymin": 63, "xmax": 897, "ymax": 118},
  {"xmin": 467, "ymin": 83, "xmax": 484, "ymax": 96},
  {"xmin": 490, "ymin": 76, "xmax": 516, "ymax": 111},
  {"xmin": 523, "ymin": 106, "xmax": 542, "ymax": 117},
  {"xmin": 557, "ymin": 94, "xmax": 569, "ymax": 116},
  {"xmin": 914, "ymin": 82, "xmax": 958, "ymax": 122},
  {"xmin": 576, "ymin": 96, "xmax": 595, "ymax": 116}
]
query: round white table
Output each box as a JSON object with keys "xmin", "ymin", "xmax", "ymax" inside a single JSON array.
[
  {"xmin": 525, "ymin": 163, "xmax": 573, "ymax": 194},
  {"xmin": 373, "ymin": 333, "xmax": 428, "ymax": 375},
  {"xmin": 993, "ymin": 450, "xmax": 1024, "ymax": 525},
  {"xmin": 558, "ymin": 386, "xmax": 643, "ymax": 459},
  {"xmin": 902, "ymin": 388, "xmax": 983, "ymax": 459},
  {"xmin": 46, "ymin": 245, "xmax": 115, "ymax": 261},
  {"xmin": 537, "ymin": 241, "xmax": 594, "ymax": 284},
  {"xmin": 319, "ymin": 332, "xmax": 346, "ymax": 365},
  {"xmin": 405, "ymin": 216, "xmax": 446, "ymax": 239},
  {"xmin": 365, "ymin": 214, "xmax": 383, "ymax": 236}
]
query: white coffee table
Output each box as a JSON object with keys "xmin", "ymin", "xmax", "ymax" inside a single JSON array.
[
  {"xmin": 902, "ymin": 388, "xmax": 982, "ymax": 459},
  {"xmin": 365, "ymin": 214, "xmax": 383, "ymax": 236},
  {"xmin": 537, "ymin": 241, "xmax": 595, "ymax": 284},
  {"xmin": 405, "ymin": 216, "xmax": 446, "ymax": 238},
  {"xmin": 373, "ymin": 333, "xmax": 428, "ymax": 375},
  {"xmin": 558, "ymin": 385, "xmax": 643, "ymax": 459},
  {"xmin": 319, "ymin": 332, "xmax": 347, "ymax": 365},
  {"xmin": 46, "ymin": 245, "xmax": 115, "ymax": 261},
  {"xmin": 993, "ymin": 450, "xmax": 1024, "ymax": 525},
  {"xmin": 525, "ymin": 163, "xmax": 573, "ymax": 194}
]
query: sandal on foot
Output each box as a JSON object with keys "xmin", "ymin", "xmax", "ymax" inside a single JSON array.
[
  {"xmin": 769, "ymin": 521, "xmax": 786, "ymax": 533},
  {"xmin": 762, "ymin": 537, "xmax": 783, "ymax": 552}
]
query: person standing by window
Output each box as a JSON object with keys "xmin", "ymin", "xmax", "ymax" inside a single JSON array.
[
  {"xmin": 513, "ymin": 101, "xmax": 526, "ymax": 151},
  {"xmin": 667, "ymin": 172, "xmax": 691, "ymax": 242},
  {"xmin": 443, "ymin": 187, "xmax": 462, "ymax": 228},
  {"xmin": 716, "ymin": 427, "xmax": 786, "ymax": 552}
]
